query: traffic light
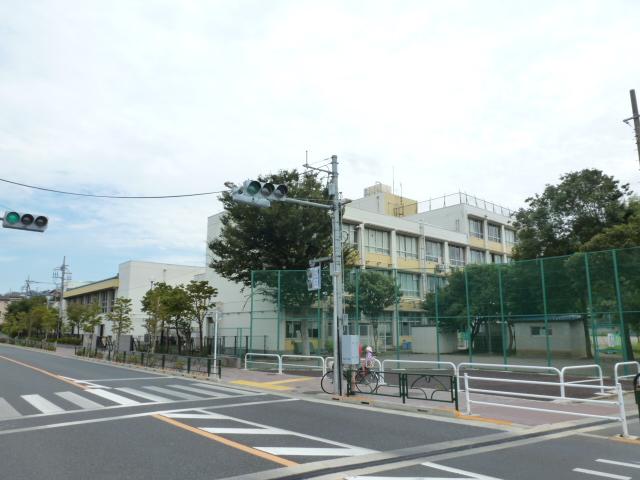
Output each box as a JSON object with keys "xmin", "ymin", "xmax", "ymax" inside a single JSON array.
[
  {"xmin": 2, "ymin": 211, "xmax": 49, "ymax": 232},
  {"xmin": 231, "ymin": 180, "xmax": 288, "ymax": 208}
]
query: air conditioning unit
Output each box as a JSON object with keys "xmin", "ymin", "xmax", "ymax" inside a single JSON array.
[{"xmin": 435, "ymin": 263, "xmax": 446, "ymax": 273}]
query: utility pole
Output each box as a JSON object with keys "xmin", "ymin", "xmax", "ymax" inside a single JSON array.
[
  {"xmin": 329, "ymin": 155, "xmax": 345, "ymax": 395},
  {"xmin": 53, "ymin": 257, "xmax": 69, "ymax": 338},
  {"xmin": 624, "ymin": 89, "xmax": 640, "ymax": 169}
]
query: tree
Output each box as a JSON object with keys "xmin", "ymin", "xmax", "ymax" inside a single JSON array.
[
  {"xmin": 107, "ymin": 297, "xmax": 133, "ymax": 353},
  {"xmin": 141, "ymin": 283, "xmax": 173, "ymax": 353},
  {"xmin": 513, "ymin": 169, "xmax": 631, "ymax": 259},
  {"xmin": 81, "ymin": 302, "xmax": 102, "ymax": 348},
  {"xmin": 209, "ymin": 169, "xmax": 332, "ymax": 286},
  {"xmin": 66, "ymin": 303, "xmax": 85, "ymax": 336},
  {"xmin": 164, "ymin": 286, "xmax": 192, "ymax": 355},
  {"xmin": 185, "ymin": 280, "xmax": 217, "ymax": 352},
  {"xmin": 581, "ymin": 198, "xmax": 640, "ymax": 251},
  {"xmin": 35, "ymin": 306, "xmax": 59, "ymax": 341},
  {"xmin": 346, "ymin": 271, "xmax": 401, "ymax": 350}
]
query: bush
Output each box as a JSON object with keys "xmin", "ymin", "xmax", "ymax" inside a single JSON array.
[{"xmin": 56, "ymin": 336, "xmax": 82, "ymax": 346}]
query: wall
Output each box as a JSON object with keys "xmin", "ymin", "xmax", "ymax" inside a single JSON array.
[
  {"xmin": 411, "ymin": 326, "xmax": 458, "ymax": 353},
  {"xmin": 513, "ymin": 321, "xmax": 587, "ymax": 357}
]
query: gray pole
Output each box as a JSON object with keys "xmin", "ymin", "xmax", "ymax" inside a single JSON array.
[
  {"xmin": 630, "ymin": 90, "xmax": 640, "ymax": 169},
  {"xmin": 331, "ymin": 155, "xmax": 344, "ymax": 395},
  {"xmin": 58, "ymin": 256, "xmax": 66, "ymax": 339}
]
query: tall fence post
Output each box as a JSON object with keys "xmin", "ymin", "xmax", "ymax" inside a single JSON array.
[
  {"xmin": 612, "ymin": 250, "xmax": 630, "ymax": 362},
  {"xmin": 464, "ymin": 269, "xmax": 472, "ymax": 363},
  {"xmin": 498, "ymin": 265, "xmax": 507, "ymax": 366},
  {"xmin": 250, "ymin": 270, "xmax": 255, "ymax": 351},
  {"xmin": 539, "ymin": 259, "xmax": 551, "ymax": 367},
  {"xmin": 584, "ymin": 252, "xmax": 599, "ymax": 364},
  {"xmin": 277, "ymin": 270, "xmax": 281, "ymax": 353},
  {"xmin": 435, "ymin": 286, "xmax": 440, "ymax": 363}
]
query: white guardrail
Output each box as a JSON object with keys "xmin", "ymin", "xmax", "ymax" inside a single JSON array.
[
  {"xmin": 281, "ymin": 355, "xmax": 326, "ymax": 375},
  {"xmin": 244, "ymin": 353, "xmax": 282, "ymax": 374},
  {"xmin": 462, "ymin": 373, "xmax": 630, "ymax": 437},
  {"xmin": 614, "ymin": 361, "xmax": 640, "ymax": 387},
  {"xmin": 559, "ymin": 364, "xmax": 604, "ymax": 398}
]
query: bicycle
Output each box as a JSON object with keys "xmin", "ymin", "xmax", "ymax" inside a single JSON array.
[{"xmin": 320, "ymin": 366, "xmax": 380, "ymax": 394}]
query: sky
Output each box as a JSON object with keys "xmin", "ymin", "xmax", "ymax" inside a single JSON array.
[{"xmin": 1, "ymin": 0, "xmax": 639, "ymax": 294}]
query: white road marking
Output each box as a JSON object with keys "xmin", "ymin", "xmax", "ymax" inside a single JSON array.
[
  {"xmin": 421, "ymin": 462, "xmax": 503, "ymax": 480},
  {"xmin": 190, "ymin": 382, "xmax": 255, "ymax": 396},
  {"xmin": 22, "ymin": 395, "xmax": 65, "ymax": 414},
  {"xmin": 143, "ymin": 386, "xmax": 201, "ymax": 400},
  {"xmin": 168, "ymin": 384, "xmax": 230, "ymax": 398},
  {"xmin": 55, "ymin": 391, "xmax": 103, "ymax": 409},
  {"xmin": 201, "ymin": 427, "xmax": 287, "ymax": 435},
  {"xmin": 115, "ymin": 388, "xmax": 171, "ymax": 403},
  {"xmin": 347, "ymin": 477, "xmax": 470, "ymax": 480},
  {"xmin": 163, "ymin": 412, "xmax": 228, "ymax": 419},
  {"xmin": 0, "ymin": 398, "xmax": 21, "ymax": 419},
  {"xmin": 76, "ymin": 377, "xmax": 172, "ymax": 382},
  {"xmin": 596, "ymin": 459, "xmax": 640, "ymax": 470},
  {"xmin": 86, "ymin": 389, "xmax": 141, "ymax": 406},
  {"xmin": 255, "ymin": 447, "xmax": 372, "ymax": 457},
  {"xmin": 572, "ymin": 469, "xmax": 631, "ymax": 480}
]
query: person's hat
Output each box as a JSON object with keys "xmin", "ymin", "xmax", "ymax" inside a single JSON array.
[{"xmin": 365, "ymin": 346, "xmax": 373, "ymax": 352}]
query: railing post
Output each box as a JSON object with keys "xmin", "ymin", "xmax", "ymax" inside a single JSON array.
[
  {"xmin": 187, "ymin": 357, "xmax": 191, "ymax": 374},
  {"xmin": 453, "ymin": 376, "xmax": 459, "ymax": 412},
  {"xmin": 278, "ymin": 354, "xmax": 283, "ymax": 375},
  {"xmin": 616, "ymin": 383, "xmax": 629, "ymax": 438},
  {"xmin": 560, "ymin": 370, "xmax": 566, "ymax": 399},
  {"xmin": 123, "ymin": 352, "xmax": 126, "ymax": 364},
  {"xmin": 464, "ymin": 373, "xmax": 471, "ymax": 415},
  {"xmin": 140, "ymin": 352, "xmax": 144, "ymax": 366},
  {"xmin": 162, "ymin": 354, "xmax": 166, "ymax": 369},
  {"xmin": 207, "ymin": 358, "xmax": 211, "ymax": 377}
]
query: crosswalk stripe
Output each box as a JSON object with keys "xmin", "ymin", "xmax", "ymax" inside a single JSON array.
[
  {"xmin": 22, "ymin": 394, "xmax": 65, "ymax": 414},
  {"xmin": 162, "ymin": 412, "xmax": 228, "ymax": 419},
  {"xmin": 572, "ymin": 468, "xmax": 630, "ymax": 480},
  {"xmin": 596, "ymin": 459, "xmax": 640, "ymax": 470},
  {"xmin": 255, "ymin": 447, "xmax": 372, "ymax": 457},
  {"xmin": 190, "ymin": 383, "xmax": 254, "ymax": 396},
  {"xmin": 201, "ymin": 427, "xmax": 285, "ymax": 435},
  {"xmin": 0, "ymin": 397, "xmax": 21, "ymax": 419},
  {"xmin": 421, "ymin": 461, "xmax": 503, "ymax": 480},
  {"xmin": 143, "ymin": 386, "xmax": 201, "ymax": 400},
  {"xmin": 55, "ymin": 391, "xmax": 103, "ymax": 409},
  {"xmin": 86, "ymin": 389, "xmax": 141, "ymax": 406},
  {"xmin": 168, "ymin": 384, "xmax": 230, "ymax": 398},
  {"xmin": 115, "ymin": 388, "xmax": 171, "ymax": 403}
]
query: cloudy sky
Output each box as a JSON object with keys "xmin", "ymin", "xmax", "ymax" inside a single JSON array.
[{"xmin": 1, "ymin": 0, "xmax": 639, "ymax": 293}]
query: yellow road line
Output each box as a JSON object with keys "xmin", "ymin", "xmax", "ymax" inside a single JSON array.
[
  {"xmin": 268, "ymin": 378, "xmax": 314, "ymax": 385},
  {"xmin": 152, "ymin": 414, "xmax": 298, "ymax": 467},
  {"xmin": 230, "ymin": 380, "xmax": 292, "ymax": 391},
  {"xmin": 0, "ymin": 354, "xmax": 86, "ymax": 390},
  {"xmin": 454, "ymin": 411, "xmax": 513, "ymax": 426}
]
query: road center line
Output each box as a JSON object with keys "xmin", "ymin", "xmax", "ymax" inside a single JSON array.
[
  {"xmin": 596, "ymin": 459, "xmax": 640, "ymax": 469},
  {"xmin": 572, "ymin": 468, "xmax": 631, "ymax": 480},
  {"xmin": 0, "ymin": 354, "xmax": 86, "ymax": 390},
  {"xmin": 152, "ymin": 414, "xmax": 299, "ymax": 468}
]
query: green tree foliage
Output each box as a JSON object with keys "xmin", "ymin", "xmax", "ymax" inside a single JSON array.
[
  {"xmin": 141, "ymin": 282, "xmax": 174, "ymax": 353},
  {"xmin": 66, "ymin": 303, "xmax": 85, "ymax": 335},
  {"xmin": 346, "ymin": 271, "xmax": 401, "ymax": 350},
  {"xmin": 163, "ymin": 286, "xmax": 192, "ymax": 354},
  {"xmin": 2, "ymin": 297, "xmax": 57, "ymax": 339},
  {"xmin": 581, "ymin": 198, "xmax": 640, "ymax": 251},
  {"xmin": 513, "ymin": 169, "xmax": 631, "ymax": 259},
  {"xmin": 209, "ymin": 170, "xmax": 332, "ymax": 286},
  {"xmin": 81, "ymin": 302, "xmax": 102, "ymax": 348},
  {"xmin": 185, "ymin": 280, "xmax": 217, "ymax": 352},
  {"xmin": 107, "ymin": 297, "xmax": 133, "ymax": 353}
]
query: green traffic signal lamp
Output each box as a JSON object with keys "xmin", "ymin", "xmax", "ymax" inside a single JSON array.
[
  {"xmin": 2, "ymin": 210, "xmax": 49, "ymax": 232},
  {"xmin": 246, "ymin": 181, "xmax": 261, "ymax": 196}
]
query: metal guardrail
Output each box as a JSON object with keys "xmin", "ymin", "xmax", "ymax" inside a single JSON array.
[
  {"xmin": 381, "ymin": 359, "xmax": 457, "ymax": 385},
  {"xmin": 614, "ymin": 361, "xmax": 640, "ymax": 387},
  {"xmin": 244, "ymin": 353, "xmax": 282, "ymax": 374},
  {"xmin": 281, "ymin": 355, "xmax": 326, "ymax": 375},
  {"xmin": 560, "ymin": 364, "xmax": 604, "ymax": 398},
  {"xmin": 463, "ymin": 373, "xmax": 629, "ymax": 437}
]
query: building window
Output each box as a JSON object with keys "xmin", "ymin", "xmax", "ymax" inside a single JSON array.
[
  {"xmin": 505, "ymin": 229, "xmax": 516, "ymax": 245},
  {"xmin": 426, "ymin": 275, "xmax": 447, "ymax": 293},
  {"xmin": 469, "ymin": 249, "xmax": 485, "ymax": 264},
  {"xmin": 365, "ymin": 228, "xmax": 390, "ymax": 255},
  {"xmin": 343, "ymin": 224, "xmax": 358, "ymax": 247},
  {"xmin": 531, "ymin": 326, "xmax": 552, "ymax": 336},
  {"xmin": 425, "ymin": 240, "xmax": 443, "ymax": 263},
  {"xmin": 488, "ymin": 223, "xmax": 501, "ymax": 243},
  {"xmin": 397, "ymin": 234, "xmax": 418, "ymax": 259},
  {"xmin": 398, "ymin": 272, "xmax": 420, "ymax": 297},
  {"xmin": 491, "ymin": 253, "xmax": 503, "ymax": 264},
  {"xmin": 469, "ymin": 218, "xmax": 483, "ymax": 239},
  {"xmin": 449, "ymin": 245, "xmax": 465, "ymax": 267}
]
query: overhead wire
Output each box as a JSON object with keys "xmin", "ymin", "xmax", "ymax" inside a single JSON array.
[{"xmin": 0, "ymin": 177, "xmax": 224, "ymax": 199}]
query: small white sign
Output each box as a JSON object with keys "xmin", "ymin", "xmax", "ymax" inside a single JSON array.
[
  {"xmin": 307, "ymin": 266, "xmax": 321, "ymax": 291},
  {"xmin": 341, "ymin": 335, "xmax": 360, "ymax": 365}
]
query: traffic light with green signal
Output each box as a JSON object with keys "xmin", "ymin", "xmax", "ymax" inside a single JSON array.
[
  {"xmin": 231, "ymin": 180, "xmax": 288, "ymax": 207},
  {"xmin": 2, "ymin": 211, "xmax": 49, "ymax": 232}
]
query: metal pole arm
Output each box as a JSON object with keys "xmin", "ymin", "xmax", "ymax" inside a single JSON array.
[{"xmin": 277, "ymin": 197, "xmax": 332, "ymax": 210}]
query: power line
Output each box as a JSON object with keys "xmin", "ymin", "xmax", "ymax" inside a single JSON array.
[{"xmin": 0, "ymin": 177, "xmax": 224, "ymax": 199}]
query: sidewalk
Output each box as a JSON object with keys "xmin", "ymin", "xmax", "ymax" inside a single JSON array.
[{"xmin": 52, "ymin": 345, "xmax": 640, "ymax": 436}]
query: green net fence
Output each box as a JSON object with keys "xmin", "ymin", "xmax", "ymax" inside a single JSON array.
[{"xmin": 250, "ymin": 247, "xmax": 640, "ymax": 372}]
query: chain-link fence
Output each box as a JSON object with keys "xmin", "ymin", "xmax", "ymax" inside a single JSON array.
[{"xmin": 250, "ymin": 247, "xmax": 640, "ymax": 373}]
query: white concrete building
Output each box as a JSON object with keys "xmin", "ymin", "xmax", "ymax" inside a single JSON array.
[
  {"xmin": 64, "ymin": 261, "xmax": 205, "ymax": 337},
  {"xmin": 206, "ymin": 183, "xmax": 517, "ymax": 352}
]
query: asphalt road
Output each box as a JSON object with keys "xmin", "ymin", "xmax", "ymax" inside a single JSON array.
[{"xmin": 0, "ymin": 344, "xmax": 637, "ymax": 480}]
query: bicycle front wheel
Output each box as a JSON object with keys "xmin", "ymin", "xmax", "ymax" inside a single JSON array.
[
  {"xmin": 354, "ymin": 370, "xmax": 379, "ymax": 393},
  {"xmin": 321, "ymin": 370, "xmax": 335, "ymax": 394}
]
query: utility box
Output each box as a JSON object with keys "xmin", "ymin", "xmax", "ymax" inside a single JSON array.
[{"xmin": 341, "ymin": 335, "xmax": 359, "ymax": 365}]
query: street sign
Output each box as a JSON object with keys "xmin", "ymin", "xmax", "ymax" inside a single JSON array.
[{"xmin": 307, "ymin": 266, "xmax": 321, "ymax": 291}]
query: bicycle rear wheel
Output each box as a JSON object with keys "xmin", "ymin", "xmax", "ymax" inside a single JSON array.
[
  {"xmin": 321, "ymin": 370, "xmax": 348, "ymax": 394},
  {"xmin": 354, "ymin": 370, "xmax": 379, "ymax": 393}
]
